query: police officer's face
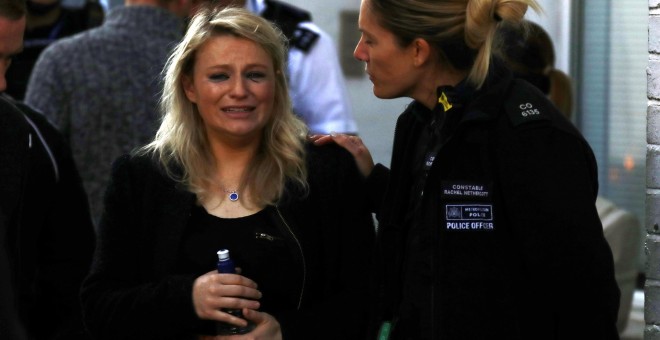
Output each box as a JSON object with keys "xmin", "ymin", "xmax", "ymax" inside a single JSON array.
[
  {"xmin": 182, "ymin": 35, "xmax": 275, "ymax": 144},
  {"xmin": 354, "ymin": 0, "xmax": 419, "ymax": 100},
  {"xmin": 0, "ymin": 16, "xmax": 25, "ymax": 93}
]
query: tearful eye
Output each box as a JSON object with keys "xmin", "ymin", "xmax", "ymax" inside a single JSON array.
[
  {"xmin": 209, "ymin": 73, "xmax": 229, "ymax": 82},
  {"xmin": 246, "ymin": 72, "xmax": 266, "ymax": 82}
]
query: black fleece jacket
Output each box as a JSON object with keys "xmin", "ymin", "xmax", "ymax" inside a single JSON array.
[{"xmin": 80, "ymin": 143, "xmax": 375, "ymax": 340}]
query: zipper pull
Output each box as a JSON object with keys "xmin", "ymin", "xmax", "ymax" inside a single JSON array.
[{"xmin": 255, "ymin": 232, "xmax": 276, "ymax": 241}]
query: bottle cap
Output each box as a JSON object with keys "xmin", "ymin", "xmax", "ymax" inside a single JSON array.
[{"xmin": 217, "ymin": 249, "xmax": 230, "ymax": 261}]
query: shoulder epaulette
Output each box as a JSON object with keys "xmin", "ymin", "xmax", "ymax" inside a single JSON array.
[
  {"xmin": 290, "ymin": 27, "xmax": 319, "ymax": 52},
  {"xmin": 504, "ymin": 79, "xmax": 554, "ymax": 127},
  {"xmin": 262, "ymin": 0, "xmax": 319, "ymax": 53}
]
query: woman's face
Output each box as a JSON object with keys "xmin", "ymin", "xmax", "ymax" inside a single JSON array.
[
  {"xmin": 183, "ymin": 35, "xmax": 275, "ymax": 144},
  {"xmin": 354, "ymin": 0, "xmax": 418, "ymax": 99}
]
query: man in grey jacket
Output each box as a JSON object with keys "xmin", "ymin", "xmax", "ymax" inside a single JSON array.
[{"xmin": 25, "ymin": 0, "xmax": 193, "ymax": 225}]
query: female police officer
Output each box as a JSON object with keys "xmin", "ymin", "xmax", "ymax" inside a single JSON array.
[{"xmin": 313, "ymin": 0, "xmax": 621, "ymax": 338}]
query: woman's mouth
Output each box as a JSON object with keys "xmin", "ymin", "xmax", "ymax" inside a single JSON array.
[{"xmin": 222, "ymin": 106, "xmax": 254, "ymax": 113}]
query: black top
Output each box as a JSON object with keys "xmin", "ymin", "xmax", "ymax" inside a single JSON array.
[{"xmin": 179, "ymin": 205, "xmax": 297, "ymax": 318}]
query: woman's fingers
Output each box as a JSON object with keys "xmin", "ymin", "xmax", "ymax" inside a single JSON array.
[
  {"xmin": 313, "ymin": 132, "xmax": 374, "ymax": 177},
  {"xmin": 209, "ymin": 271, "xmax": 258, "ymax": 289},
  {"xmin": 193, "ymin": 271, "xmax": 262, "ymax": 321}
]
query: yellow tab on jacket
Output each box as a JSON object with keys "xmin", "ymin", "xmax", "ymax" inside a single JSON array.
[{"xmin": 438, "ymin": 91, "xmax": 453, "ymax": 112}]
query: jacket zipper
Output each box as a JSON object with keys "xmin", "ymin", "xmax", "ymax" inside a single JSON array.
[
  {"xmin": 255, "ymin": 232, "xmax": 282, "ymax": 241},
  {"xmin": 275, "ymin": 206, "xmax": 306, "ymax": 309},
  {"xmin": 427, "ymin": 111, "xmax": 489, "ymax": 338}
]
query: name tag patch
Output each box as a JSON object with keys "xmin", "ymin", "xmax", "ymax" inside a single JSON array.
[
  {"xmin": 441, "ymin": 181, "xmax": 491, "ymax": 199},
  {"xmin": 441, "ymin": 180, "xmax": 494, "ymax": 231}
]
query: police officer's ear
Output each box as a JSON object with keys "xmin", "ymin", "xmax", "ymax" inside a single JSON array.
[{"xmin": 411, "ymin": 38, "xmax": 432, "ymax": 68}]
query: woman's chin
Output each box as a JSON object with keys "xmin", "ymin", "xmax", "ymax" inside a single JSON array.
[{"xmin": 372, "ymin": 87, "xmax": 399, "ymax": 100}]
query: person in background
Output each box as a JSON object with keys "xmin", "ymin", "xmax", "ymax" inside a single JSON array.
[
  {"xmin": 25, "ymin": 0, "xmax": 192, "ymax": 226},
  {"xmin": 497, "ymin": 20, "xmax": 640, "ymax": 334},
  {"xmin": 5, "ymin": 0, "xmax": 103, "ymax": 100},
  {"xmin": 496, "ymin": 20, "xmax": 573, "ymax": 117},
  {"xmin": 193, "ymin": 0, "xmax": 358, "ymax": 135},
  {"xmin": 80, "ymin": 6, "xmax": 374, "ymax": 340},
  {"xmin": 0, "ymin": 0, "xmax": 96, "ymax": 338},
  {"xmin": 313, "ymin": 0, "xmax": 621, "ymax": 338}
]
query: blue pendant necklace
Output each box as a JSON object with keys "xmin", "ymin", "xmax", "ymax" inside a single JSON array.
[
  {"xmin": 223, "ymin": 189, "xmax": 239, "ymax": 202},
  {"xmin": 224, "ymin": 190, "xmax": 238, "ymax": 202}
]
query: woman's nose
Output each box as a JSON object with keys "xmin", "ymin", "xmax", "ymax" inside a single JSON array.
[
  {"xmin": 230, "ymin": 78, "xmax": 248, "ymax": 97},
  {"xmin": 354, "ymin": 39, "xmax": 367, "ymax": 62}
]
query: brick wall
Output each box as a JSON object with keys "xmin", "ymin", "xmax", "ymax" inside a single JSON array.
[{"xmin": 647, "ymin": 1, "xmax": 660, "ymax": 338}]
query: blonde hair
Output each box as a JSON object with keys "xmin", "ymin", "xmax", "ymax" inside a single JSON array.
[
  {"xmin": 142, "ymin": 5, "xmax": 308, "ymax": 206},
  {"xmin": 366, "ymin": 0, "xmax": 541, "ymax": 88}
]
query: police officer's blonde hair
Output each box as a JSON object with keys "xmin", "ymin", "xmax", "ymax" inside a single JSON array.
[
  {"xmin": 366, "ymin": 0, "xmax": 541, "ymax": 88},
  {"xmin": 145, "ymin": 5, "xmax": 308, "ymax": 206}
]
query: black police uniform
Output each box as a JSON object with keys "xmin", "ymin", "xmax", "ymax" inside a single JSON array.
[{"xmin": 367, "ymin": 60, "xmax": 620, "ymax": 339}]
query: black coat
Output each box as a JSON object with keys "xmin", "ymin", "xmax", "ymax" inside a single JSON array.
[
  {"xmin": 80, "ymin": 144, "xmax": 375, "ymax": 340},
  {"xmin": 368, "ymin": 65, "xmax": 620, "ymax": 339},
  {"xmin": 0, "ymin": 95, "xmax": 95, "ymax": 340}
]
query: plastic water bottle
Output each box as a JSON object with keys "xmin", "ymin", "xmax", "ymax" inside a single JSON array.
[{"xmin": 215, "ymin": 249, "xmax": 255, "ymax": 335}]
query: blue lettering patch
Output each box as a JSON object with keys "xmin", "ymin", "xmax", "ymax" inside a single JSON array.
[
  {"xmin": 446, "ymin": 205, "xmax": 493, "ymax": 220},
  {"xmin": 445, "ymin": 205, "xmax": 494, "ymax": 231}
]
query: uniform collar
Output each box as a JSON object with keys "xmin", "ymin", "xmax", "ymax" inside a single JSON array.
[
  {"xmin": 410, "ymin": 79, "xmax": 473, "ymax": 125},
  {"xmin": 436, "ymin": 79, "xmax": 474, "ymax": 113},
  {"xmin": 409, "ymin": 59, "xmax": 514, "ymax": 126}
]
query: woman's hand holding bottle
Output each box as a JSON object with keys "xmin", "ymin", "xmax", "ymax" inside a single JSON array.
[{"xmin": 192, "ymin": 270, "xmax": 262, "ymax": 326}]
